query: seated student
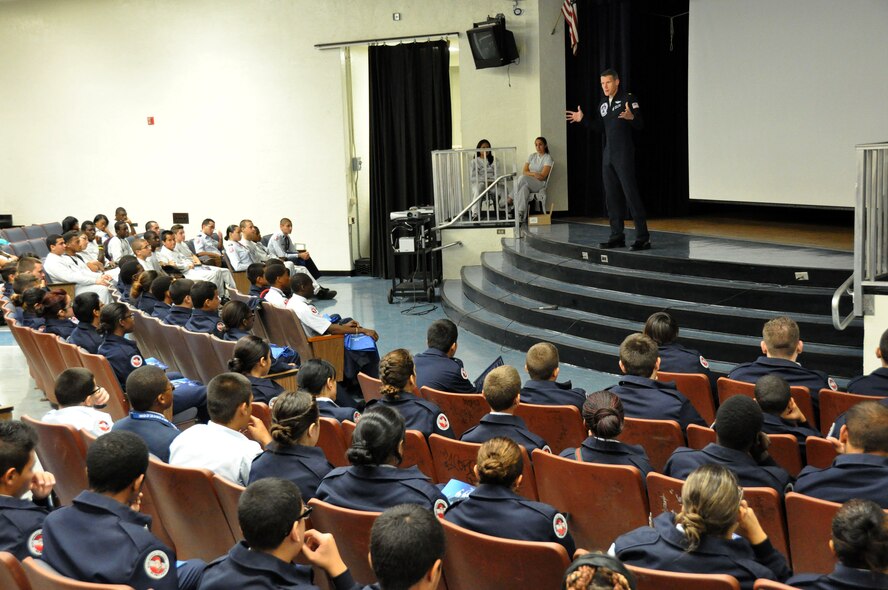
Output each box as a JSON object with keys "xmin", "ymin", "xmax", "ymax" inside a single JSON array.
[
  {"xmin": 369, "ymin": 504, "xmax": 445, "ymax": 590},
  {"xmin": 296, "ymin": 358, "xmax": 361, "ymax": 422},
  {"xmin": 112, "ymin": 366, "xmax": 181, "ymax": 462},
  {"xmin": 248, "ymin": 390, "xmax": 333, "ymax": 501},
  {"xmin": 43, "ymin": 231, "xmax": 115, "ymax": 304},
  {"xmin": 846, "ymin": 327, "xmax": 888, "ymax": 396},
  {"xmin": 67, "ymin": 292, "xmax": 103, "ymax": 353},
  {"xmin": 246, "ymin": 262, "xmax": 267, "ymax": 298},
  {"xmin": 193, "ymin": 218, "xmax": 225, "ymax": 267},
  {"xmin": 444, "ymin": 437, "xmax": 575, "ymax": 555},
  {"xmin": 169, "ymin": 372, "xmax": 271, "ymax": 485},
  {"xmin": 608, "ymin": 333, "xmax": 705, "ymax": 431},
  {"xmin": 219, "ymin": 300, "xmax": 296, "ymax": 375},
  {"xmin": 8, "ymin": 274, "xmax": 40, "ymax": 325},
  {"xmin": 133, "ymin": 270, "xmax": 160, "ymax": 315},
  {"xmin": 20, "ymin": 286, "xmax": 47, "ymax": 329},
  {"xmin": 157, "ymin": 228, "xmax": 233, "ymax": 294},
  {"xmin": 787, "ymin": 498, "xmax": 888, "ymax": 590},
  {"xmin": 663, "ymin": 395, "xmax": 792, "ymax": 494},
  {"xmin": 40, "ymin": 288, "xmax": 77, "ymax": 338},
  {"xmin": 460, "ymin": 365, "xmax": 550, "ymax": 454},
  {"xmin": 133, "ymin": 238, "xmax": 162, "ymax": 273},
  {"xmin": 41, "ymin": 368, "xmax": 114, "ymax": 437},
  {"xmin": 105, "ymin": 220, "xmax": 134, "ymax": 261},
  {"xmin": 563, "ymin": 554, "xmax": 637, "ymax": 590},
  {"xmin": 163, "ymin": 278, "xmax": 195, "ymax": 327},
  {"xmin": 559, "ymin": 391, "xmax": 653, "ymax": 478},
  {"xmin": 183, "ymin": 280, "xmax": 223, "ymax": 338},
  {"xmin": 116, "ymin": 259, "xmax": 143, "ymax": 304},
  {"xmin": 228, "ymin": 335, "xmax": 287, "ymax": 404},
  {"xmin": 370, "ymin": 348, "xmax": 454, "ymax": 439},
  {"xmin": 16, "ymin": 255, "xmax": 46, "ymax": 287},
  {"xmin": 643, "ymin": 311, "xmax": 715, "ymax": 396},
  {"xmin": 222, "ymin": 224, "xmax": 253, "ymax": 271},
  {"xmin": 613, "ymin": 464, "xmax": 791, "ymax": 589},
  {"xmin": 266, "ymin": 217, "xmax": 327, "ymax": 286},
  {"xmin": 315, "ymin": 405, "xmax": 448, "ymax": 514},
  {"xmin": 92, "ymin": 213, "xmax": 110, "ymax": 243},
  {"xmin": 754, "ymin": 374, "xmax": 820, "ymax": 451},
  {"xmin": 261, "ymin": 260, "xmax": 290, "ymax": 307},
  {"xmin": 794, "ymin": 401, "xmax": 888, "ymax": 508},
  {"xmin": 200, "ymin": 478, "xmax": 359, "ymax": 590},
  {"xmin": 415, "ymin": 319, "xmax": 478, "ymax": 393},
  {"xmin": 728, "ymin": 315, "xmax": 837, "ymax": 411},
  {"xmin": 0, "ymin": 420, "xmax": 56, "ymax": 561},
  {"xmin": 41, "ymin": 431, "xmax": 204, "ymax": 590},
  {"xmin": 1, "ymin": 261, "xmax": 17, "ymax": 298},
  {"xmin": 150, "ymin": 275, "xmax": 174, "ymax": 321},
  {"xmin": 520, "ymin": 341, "xmax": 587, "ymax": 410},
  {"xmin": 827, "ymin": 397, "xmax": 888, "ymax": 440}
]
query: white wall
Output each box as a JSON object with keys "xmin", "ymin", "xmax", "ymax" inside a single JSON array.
[{"xmin": 0, "ymin": 0, "xmax": 568, "ymax": 270}]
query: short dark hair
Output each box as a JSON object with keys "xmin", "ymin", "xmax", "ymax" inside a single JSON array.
[
  {"xmin": 296, "ymin": 359, "xmax": 337, "ymax": 395},
  {"xmin": 190, "ymin": 280, "xmax": 217, "ymax": 309},
  {"xmin": 145, "ymin": 220, "xmax": 159, "ymax": 230},
  {"xmin": 93, "ymin": 213, "xmax": 109, "ymax": 225},
  {"xmin": 169, "ymin": 278, "xmax": 195, "ymax": 305},
  {"xmin": 714, "ymin": 395, "xmax": 763, "ymax": 451},
  {"xmin": 426, "ymin": 319, "xmax": 458, "ymax": 352},
  {"xmin": 201, "ymin": 218, "xmax": 214, "ymax": 227},
  {"xmin": 619, "ymin": 333, "xmax": 658, "ymax": 377},
  {"xmin": 601, "ymin": 68, "xmax": 619, "ymax": 79},
  {"xmin": 227, "ymin": 335, "xmax": 270, "ymax": 375},
  {"xmin": 644, "ymin": 311, "xmax": 678, "ymax": 345},
  {"xmin": 247, "ymin": 263, "xmax": 266, "ymax": 285},
  {"xmin": 289, "ymin": 273, "xmax": 312, "ymax": 294},
  {"xmin": 482, "ymin": 366, "xmax": 520, "ymax": 411},
  {"xmin": 831, "ymin": 499, "xmax": 888, "ymax": 572},
  {"xmin": 81, "ymin": 220, "xmax": 96, "ymax": 232},
  {"xmin": 150, "ymin": 275, "xmax": 174, "ymax": 301},
  {"xmin": 54, "ymin": 367, "xmax": 96, "ymax": 407},
  {"xmin": 0, "ymin": 421, "xmax": 38, "ymax": 474},
  {"xmin": 207, "ymin": 372, "xmax": 253, "ymax": 424},
  {"xmin": 45, "ymin": 234, "xmax": 63, "ymax": 249},
  {"xmin": 160, "ymin": 230, "xmax": 174, "ymax": 242},
  {"xmin": 125, "ymin": 366, "xmax": 169, "ymax": 412},
  {"xmin": 525, "ymin": 342, "xmax": 559, "ymax": 380},
  {"xmin": 0, "ymin": 262, "xmax": 16, "ymax": 283},
  {"xmin": 86, "ymin": 430, "xmax": 149, "ymax": 494},
  {"xmin": 113, "ymin": 220, "xmax": 128, "ymax": 232},
  {"xmin": 12, "ymin": 274, "xmax": 37, "ymax": 297},
  {"xmin": 16, "ymin": 257, "xmax": 42, "ymax": 275},
  {"xmin": 754, "ymin": 374, "xmax": 791, "ymax": 415},
  {"xmin": 347, "ymin": 405, "xmax": 405, "ymax": 466},
  {"xmin": 238, "ymin": 478, "xmax": 304, "ymax": 551},
  {"xmin": 72, "ymin": 292, "xmax": 101, "ymax": 323},
  {"xmin": 62, "ymin": 230, "xmax": 80, "ymax": 245},
  {"xmin": 371, "ymin": 504, "xmax": 445, "ymax": 590},
  {"xmin": 264, "ymin": 264, "xmax": 289, "ymax": 286},
  {"xmin": 845, "ymin": 401, "xmax": 888, "ymax": 453},
  {"xmin": 170, "ymin": 224, "xmax": 184, "ymax": 233},
  {"xmin": 118, "ymin": 260, "xmax": 142, "ymax": 286}
]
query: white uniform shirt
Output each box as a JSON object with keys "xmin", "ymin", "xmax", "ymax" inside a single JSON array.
[
  {"xmin": 168, "ymin": 421, "xmax": 262, "ymax": 485},
  {"xmin": 41, "ymin": 406, "xmax": 114, "ymax": 437},
  {"xmin": 285, "ymin": 293, "xmax": 331, "ymax": 337},
  {"xmin": 193, "ymin": 232, "xmax": 221, "ymax": 254},
  {"xmin": 106, "ymin": 236, "xmax": 134, "ymax": 261},
  {"xmin": 266, "ymin": 231, "xmax": 297, "ymax": 257},
  {"xmin": 223, "ymin": 239, "xmax": 253, "ymax": 271},
  {"xmin": 43, "ymin": 253, "xmax": 101, "ymax": 286},
  {"xmin": 156, "ymin": 245, "xmax": 192, "ymax": 272},
  {"xmin": 81, "ymin": 241, "xmax": 100, "ymax": 262},
  {"xmin": 263, "ymin": 287, "xmax": 288, "ymax": 308},
  {"xmin": 137, "ymin": 255, "xmax": 162, "ymax": 273},
  {"xmin": 240, "ymin": 238, "xmax": 266, "ymax": 263}
]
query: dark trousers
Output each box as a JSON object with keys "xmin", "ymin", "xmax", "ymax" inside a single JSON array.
[
  {"xmin": 603, "ymin": 156, "xmax": 649, "ymax": 242},
  {"xmin": 285, "ymin": 255, "xmax": 322, "ymax": 279}
]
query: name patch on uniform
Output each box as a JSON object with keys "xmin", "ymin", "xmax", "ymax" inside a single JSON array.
[
  {"xmin": 98, "ymin": 420, "xmax": 111, "ymax": 433},
  {"xmin": 699, "ymin": 356, "xmax": 710, "ymax": 369},
  {"xmin": 130, "ymin": 355, "xmax": 144, "ymax": 368},
  {"xmin": 310, "ymin": 306, "xmax": 319, "ymax": 315},
  {"xmin": 828, "ymin": 377, "xmax": 838, "ymax": 391},
  {"xmin": 353, "ymin": 410, "xmax": 362, "ymax": 422},
  {"xmin": 436, "ymin": 413, "xmax": 450, "ymax": 431},
  {"xmin": 541, "ymin": 445, "xmax": 552, "ymax": 453},
  {"xmin": 553, "ymin": 513, "xmax": 569, "ymax": 539},
  {"xmin": 27, "ymin": 530, "xmax": 43, "ymax": 557},
  {"xmin": 599, "ymin": 103, "xmax": 608, "ymax": 117},
  {"xmin": 144, "ymin": 549, "xmax": 170, "ymax": 579},
  {"xmin": 433, "ymin": 498, "xmax": 448, "ymax": 519},
  {"xmin": 216, "ymin": 321, "xmax": 226, "ymax": 333},
  {"xmin": 632, "ymin": 102, "xmax": 639, "ymax": 109},
  {"xmin": 460, "ymin": 367, "xmax": 469, "ymax": 380}
]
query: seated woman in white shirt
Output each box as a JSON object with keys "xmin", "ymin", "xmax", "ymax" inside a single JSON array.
[
  {"xmin": 222, "ymin": 224, "xmax": 254, "ymax": 272},
  {"xmin": 513, "ymin": 137, "xmax": 554, "ymax": 221}
]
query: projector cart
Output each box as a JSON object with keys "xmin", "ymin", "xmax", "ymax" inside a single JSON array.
[{"xmin": 386, "ymin": 213, "xmax": 439, "ymax": 304}]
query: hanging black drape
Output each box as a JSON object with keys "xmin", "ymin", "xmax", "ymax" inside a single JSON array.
[
  {"xmin": 369, "ymin": 41, "xmax": 452, "ymax": 279},
  {"xmin": 564, "ymin": 0, "xmax": 689, "ymax": 218}
]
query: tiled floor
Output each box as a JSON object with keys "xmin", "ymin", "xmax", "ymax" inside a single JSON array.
[{"xmin": 0, "ymin": 276, "xmax": 620, "ymax": 419}]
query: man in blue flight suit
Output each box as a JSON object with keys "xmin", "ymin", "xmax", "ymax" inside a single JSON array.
[
  {"xmin": 40, "ymin": 431, "xmax": 204, "ymax": 590},
  {"xmin": 0, "ymin": 421, "xmax": 55, "ymax": 561},
  {"xmin": 754, "ymin": 375, "xmax": 821, "ymax": 456},
  {"xmin": 183, "ymin": 280, "xmax": 223, "ymax": 338},
  {"xmin": 414, "ymin": 319, "xmax": 478, "ymax": 393},
  {"xmin": 728, "ymin": 316, "xmax": 837, "ymax": 412},
  {"xmin": 608, "ymin": 333, "xmax": 705, "ymax": 431},
  {"xmin": 566, "ymin": 68, "xmax": 649, "ymax": 250},
  {"xmin": 112, "ymin": 366, "xmax": 181, "ymax": 463},
  {"xmin": 519, "ymin": 341, "xmax": 587, "ymax": 411},
  {"xmin": 369, "ymin": 504, "xmax": 445, "ymax": 590},
  {"xmin": 795, "ymin": 401, "xmax": 888, "ymax": 508},
  {"xmin": 664, "ymin": 395, "xmax": 792, "ymax": 494},
  {"xmin": 461, "ymin": 365, "xmax": 550, "ymax": 454},
  {"xmin": 200, "ymin": 478, "xmax": 359, "ymax": 590},
  {"xmin": 162, "ymin": 278, "xmax": 195, "ymax": 327},
  {"xmin": 846, "ymin": 328, "xmax": 888, "ymax": 396}
]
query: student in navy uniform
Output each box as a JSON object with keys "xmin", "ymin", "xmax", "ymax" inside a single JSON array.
[
  {"xmin": 461, "ymin": 365, "xmax": 549, "ymax": 454},
  {"xmin": 846, "ymin": 328, "xmax": 888, "ymax": 396},
  {"xmin": 296, "ymin": 358, "xmax": 362, "ymax": 423},
  {"xmin": 644, "ymin": 311, "xmax": 716, "ymax": 401},
  {"xmin": 133, "ymin": 270, "xmax": 160, "ymax": 315},
  {"xmin": 520, "ymin": 341, "xmax": 587, "ymax": 410},
  {"xmin": 41, "ymin": 431, "xmax": 204, "ymax": 590},
  {"xmin": 787, "ymin": 499, "xmax": 888, "ymax": 590},
  {"xmin": 608, "ymin": 333, "xmax": 706, "ymax": 431},
  {"xmin": 0, "ymin": 420, "xmax": 56, "ymax": 561},
  {"xmin": 663, "ymin": 395, "xmax": 792, "ymax": 494},
  {"xmin": 111, "ymin": 366, "xmax": 181, "ymax": 462},
  {"xmin": 248, "ymin": 390, "xmax": 333, "ymax": 501},
  {"xmin": 560, "ymin": 390, "xmax": 653, "ymax": 478},
  {"xmin": 116, "ymin": 259, "xmax": 142, "ymax": 304},
  {"xmin": 20, "ymin": 286, "xmax": 46, "ymax": 329},
  {"xmin": 370, "ymin": 348, "xmax": 454, "ymax": 439},
  {"xmin": 414, "ymin": 319, "xmax": 478, "ymax": 393},
  {"xmin": 149, "ymin": 275, "xmax": 174, "ymax": 321},
  {"xmin": 162, "ymin": 278, "xmax": 195, "ymax": 327},
  {"xmin": 227, "ymin": 335, "xmax": 286, "ymax": 404},
  {"xmin": 369, "ymin": 504, "xmax": 445, "ymax": 590},
  {"xmin": 315, "ymin": 405, "xmax": 448, "ymax": 514},
  {"xmin": 794, "ymin": 401, "xmax": 888, "ymax": 508},
  {"xmin": 613, "ymin": 464, "xmax": 791, "ymax": 589},
  {"xmin": 728, "ymin": 315, "xmax": 837, "ymax": 411},
  {"xmin": 444, "ymin": 437, "xmax": 575, "ymax": 556},
  {"xmin": 200, "ymin": 478, "xmax": 359, "ymax": 590},
  {"xmin": 68, "ymin": 291, "xmax": 103, "ymax": 354},
  {"xmin": 40, "ymin": 288, "xmax": 77, "ymax": 338},
  {"xmin": 827, "ymin": 397, "xmax": 888, "ymax": 440},
  {"xmin": 754, "ymin": 374, "xmax": 821, "ymax": 458},
  {"xmin": 220, "ymin": 300, "xmax": 297, "ymax": 375},
  {"xmin": 184, "ymin": 280, "xmax": 224, "ymax": 338},
  {"xmin": 246, "ymin": 262, "xmax": 267, "ymax": 299}
]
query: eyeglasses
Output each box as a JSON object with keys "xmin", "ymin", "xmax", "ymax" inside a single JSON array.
[
  {"xmin": 297, "ymin": 505, "xmax": 313, "ymax": 521},
  {"xmin": 122, "ymin": 313, "xmax": 134, "ymax": 320}
]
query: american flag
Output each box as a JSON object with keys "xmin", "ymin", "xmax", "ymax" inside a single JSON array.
[{"xmin": 562, "ymin": 0, "xmax": 579, "ymax": 55}]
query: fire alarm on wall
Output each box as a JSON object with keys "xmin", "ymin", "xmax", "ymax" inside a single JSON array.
[
  {"xmin": 393, "ymin": 12, "xmax": 401, "ymax": 21},
  {"xmin": 147, "ymin": 116, "xmax": 155, "ymax": 125}
]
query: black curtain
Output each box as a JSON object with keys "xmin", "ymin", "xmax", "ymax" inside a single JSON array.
[
  {"xmin": 564, "ymin": 0, "xmax": 689, "ymax": 218},
  {"xmin": 369, "ymin": 41, "xmax": 452, "ymax": 279}
]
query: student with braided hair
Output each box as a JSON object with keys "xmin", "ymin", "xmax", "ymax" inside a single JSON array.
[
  {"xmin": 613, "ymin": 464, "xmax": 791, "ymax": 589},
  {"xmin": 248, "ymin": 390, "xmax": 332, "ymax": 500}
]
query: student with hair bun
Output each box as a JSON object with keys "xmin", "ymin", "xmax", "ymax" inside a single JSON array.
[
  {"xmin": 219, "ymin": 301, "xmax": 295, "ymax": 375},
  {"xmin": 227, "ymin": 335, "xmax": 286, "ymax": 404},
  {"xmin": 371, "ymin": 348, "xmax": 454, "ymax": 439},
  {"xmin": 315, "ymin": 405, "xmax": 448, "ymax": 514},
  {"xmin": 444, "ymin": 437, "xmax": 575, "ymax": 555},
  {"xmin": 248, "ymin": 390, "xmax": 332, "ymax": 500},
  {"xmin": 132, "ymin": 270, "xmax": 159, "ymax": 315},
  {"xmin": 788, "ymin": 498, "xmax": 888, "ymax": 589},
  {"xmin": 559, "ymin": 391, "xmax": 653, "ymax": 477},
  {"xmin": 613, "ymin": 464, "xmax": 791, "ymax": 589},
  {"xmin": 20, "ymin": 286, "xmax": 47, "ymax": 329},
  {"xmin": 40, "ymin": 289, "xmax": 76, "ymax": 338}
]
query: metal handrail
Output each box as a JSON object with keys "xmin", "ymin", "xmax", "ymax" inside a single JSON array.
[
  {"xmin": 831, "ymin": 274, "xmax": 856, "ymax": 330},
  {"xmin": 431, "ymin": 172, "xmax": 517, "ymax": 232}
]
